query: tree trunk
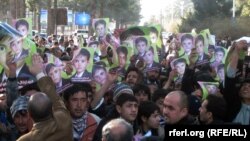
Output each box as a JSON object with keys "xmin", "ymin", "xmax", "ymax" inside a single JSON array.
[
  {"xmin": 37, "ymin": 6, "xmax": 41, "ymax": 32},
  {"xmin": 9, "ymin": 0, "xmax": 17, "ymax": 19},
  {"xmin": 9, "ymin": 0, "xmax": 26, "ymax": 19},
  {"xmin": 47, "ymin": 0, "xmax": 54, "ymax": 35}
]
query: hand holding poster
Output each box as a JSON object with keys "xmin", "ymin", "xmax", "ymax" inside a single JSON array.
[
  {"xmin": 198, "ymin": 81, "xmax": 220, "ymax": 100},
  {"xmin": 0, "ymin": 23, "xmax": 36, "ymax": 87}
]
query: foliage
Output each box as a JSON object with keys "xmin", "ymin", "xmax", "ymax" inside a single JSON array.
[
  {"xmin": 241, "ymin": 0, "xmax": 250, "ymax": 16},
  {"xmin": 178, "ymin": 0, "xmax": 250, "ymax": 39}
]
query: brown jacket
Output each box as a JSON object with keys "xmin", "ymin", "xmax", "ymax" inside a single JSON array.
[{"xmin": 17, "ymin": 76, "xmax": 73, "ymax": 141}]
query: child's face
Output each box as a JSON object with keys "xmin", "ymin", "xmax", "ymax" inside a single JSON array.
[
  {"xmin": 73, "ymin": 55, "xmax": 89, "ymax": 74},
  {"xmin": 118, "ymin": 52, "xmax": 127, "ymax": 68},
  {"xmin": 48, "ymin": 67, "xmax": 61, "ymax": 84},
  {"xmin": 182, "ymin": 38, "xmax": 193, "ymax": 54},
  {"xmin": 96, "ymin": 24, "xmax": 106, "ymax": 37},
  {"xmin": 136, "ymin": 41, "xmax": 147, "ymax": 54},
  {"xmin": 150, "ymin": 32, "xmax": 158, "ymax": 44},
  {"xmin": 143, "ymin": 50, "xmax": 154, "ymax": 65},
  {"xmin": 93, "ymin": 69, "xmax": 107, "ymax": 85},
  {"xmin": 10, "ymin": 39, "xmax": 23, "ymax": 55},
  {"xmin": 17, "ymin": 25, "xmax": 28, "ymax": 36},
  {"xmin": 215, "ymin": 51, "xmax": 224, "ymax": 62},
  {"xmin": 206, "ymin": 85, "xmax": 217, "ymax": 94},
  {"xmin": 196, "ymin": 40, "xmax": 204, "ymax": 55},
  {"xmin": 175, "ymin": 62, "xmax": 186, "ymax": 75},
  {"xmin": 217, "ymin": 68, "xmax": 224, "ymax": 82}
]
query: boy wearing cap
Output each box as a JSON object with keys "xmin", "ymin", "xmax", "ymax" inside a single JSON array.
[
  {"xmin": 10, "ymin": 96, "xmax": 33, "ymax": 137},
  {"xmin": 93, "ymin": 83, "xmax": 138, "ymax": 141}
]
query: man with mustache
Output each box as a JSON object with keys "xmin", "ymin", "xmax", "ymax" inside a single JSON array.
[{"xmin": 63, "ymin": 83, "xmax": 101, "ymax": 141}]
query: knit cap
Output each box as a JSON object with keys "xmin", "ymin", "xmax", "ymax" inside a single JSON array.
[
  {"xmin": 112, "ymin": 82, "xmax": 133, "ymax": 102},
  {"xmin": 10, "ymin": 96, "xmax": 29, "ymax": 118}
]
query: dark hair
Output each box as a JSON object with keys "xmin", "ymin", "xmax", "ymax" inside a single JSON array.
[
  {"xmin": 206, "ymin": 94, "xmax": 226, "ymax": 120},
  {"xmin": 195, "ymin": 35, "xmax": 204, "ymax": 45},
  {"xmin": 125, "ymin": 66, "xmax": 143, "ymax": 83},
  {"xmin": 116, "ymin": 46, "xmax": 128, "ymax": 56},
  {"xmin": 63, "ymin": 83, "xmax": 91, "ymax": 102},
  {"xmin": 181, "ymin": 34, "xmax": 193, "ymax": 43},
  {"xmin": 148, "ymin": 46, "xmax": 154, "ymax": 54},
  {"xmin": 135, "ymin": 37, "xmax": 148, "ymax": 46},
  {"xmin": 173, "ymin": 58, "xmax": 186, "ymax": 67},
  {"xmin": 92, "ymin": 64, "xmax": 107, "ymax": 76},
  {"xmin": 20, "ymin": 82, "xmax": 40, "ymax": 96},
  {"xmin": 217, "ymin": 64, "xmax": 224, "ymax": 71},
  {"xmin": 95, "ymin": 19, "xmax": 106, "ymax": 28},
  {"xmin": 150, "ymin": 27, "xmax": 159, "ymax": 36},
  {"xmin": 215, "ymin": 47, "xmax": 225, "ymax": 55},
  {"xmin": 45, "ymin": 63, "xmax": 56, "ymax": 75},
  {"xmin": 15, "ymin": 19, "xmax": 29, "ymax": 30},
  {"xmin": 152, "ymin": 89, "xmax": 169, "ymax": 102},
  {"xmin": 138, "ymin": 101, "xmax": 160, "ymax": 125},
  {"xmin": 116, "ymin": 93, "xmax": 138, "ymax": 106},
  {"xmin": 77, "ymin": 48, "xmax": 90, "ymax": 60},
  {"xmin": 133, "ymin": 84, "xmax": 151, "ymax": 100},
  {"xmin": 208, "ymin": 45, "xmax": 215, "ymax": 50}
]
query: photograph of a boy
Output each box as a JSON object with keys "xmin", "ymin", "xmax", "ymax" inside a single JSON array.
[
  {"xmin": 94, "ymin": 19, "xmax": 107, "ymax": 39},
  {"xmin": 45, "ymin": 63, "xmax": 70, "ymax": 89},
  {"xmin": 181, "ymin": 33, "xmax": 194, "ymax": 56},
  {"xmin": 195, "ymin": 35, "xmax": 210, "ymax": 65},
  {"xmin": 210, "ymin": 47, "xmax": 226, "ymax": 71},
  {"xmin": 15, "ymin": 19, "xmax": 29, "ymax": 37},
  {"xmin": 109, "ymin": 46, "xmax": 128, "ymax": 76},
  {"xmin": 72, "ymin": 48, "xmax": 92, "ymax": 80},
  {"xmin": 149, "ymin": 26, "xmax": 159, "ymax": 44},
  {"xmin": 88, "ymin": 41, "xmax": 100, "ymax": 62},
  {"xmin": 171, "ymin": 58, "xmax": 187, "ymax": 84},
  {"xmin": 143, "ymin": 46, "xmax": 160, "ymax": 70},
  {"xmin": 10, "ymin": 38, "xmax": 29, "ymax": 62},
  {"xmin": 134, "ymin": 36, "xmax": 148, "ymax": 59}
]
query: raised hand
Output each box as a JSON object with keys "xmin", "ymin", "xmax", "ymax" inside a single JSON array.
[
  {"xmin": 29, "ymin": 54, "xmax": 44, "ymax": 76},
  {"xmin": 6, "ymin": 51, "xmax": 17, "ymax": 78}
]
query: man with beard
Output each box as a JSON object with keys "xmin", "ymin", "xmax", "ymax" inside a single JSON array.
[
  {"xmin": 63, "ymin": 83, "xmax": 101, "ymax": 141},
  {"xmin": 124, "ymin": 67, "xmax": 143, "ymax": 88},
  {"xmin": 199, "ymin": 94, "xmax": 227, "ymax": 124}
]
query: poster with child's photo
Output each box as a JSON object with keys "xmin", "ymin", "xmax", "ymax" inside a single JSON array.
[
  {"xmin": 170, "ymin": 57, "xmax": 188, "ymax": 84},
  {"xmin": 71, "ymin": 47, "xmax": 94, "ymax": 82},
  {"xmin": 194, "ymin": 34, "xmax": 210, "ymax": 66},
  {"xmin": 210, "ymin": 46, "xmax": 227, "ymax": 72},
  {"xmin": 0, "ymin": 22, "xmax": 37, "ymax": 89},
  {"xmin": 198, "ymin": 81, "xmax": 220, "ymax": 100},
  {"xmin": 92, "ymin": 18, "xmax": 109, "ymax": 39},
  {"xmin": 178, "ymin": 33, "xmax": 195, "ymax": 56},
  {"xmin": 149, "ymin": 25, "xmax": 162, "ymax": 49},
  {"xmin": 109, "ymin": 46, "xmax": 133, "ymax": 77},
  {"xmin": 13, "ymin": 18, "xmax": 32, "ymax": 38}
]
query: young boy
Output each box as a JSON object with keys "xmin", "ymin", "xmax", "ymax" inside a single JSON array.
[{"xmin": 72, "ymin": 48, "xmax": 92, "ymax": 82}]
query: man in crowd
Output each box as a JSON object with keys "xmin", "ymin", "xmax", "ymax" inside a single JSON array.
[{"xmin": 17, "ymin": 54, "xmax": 73, "ymax": 141}]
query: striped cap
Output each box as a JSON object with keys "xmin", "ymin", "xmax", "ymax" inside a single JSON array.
[
  {"xmin": 112, "ymin": 82, "xmax": 133, "ymax": 102},
  {"xmin": 10, "ymin": 96, "xmax": 29, "ymax": 118}
]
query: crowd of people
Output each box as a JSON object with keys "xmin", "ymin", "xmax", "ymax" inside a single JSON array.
[{"xmin": 0, "ymin": 20, "xmax": 250, "ymax": 141}]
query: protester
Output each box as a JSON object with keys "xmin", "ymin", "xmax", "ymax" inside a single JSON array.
[{"xmin": 17, "ymin": 54, "xmax": 73, "ymax": 141}]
